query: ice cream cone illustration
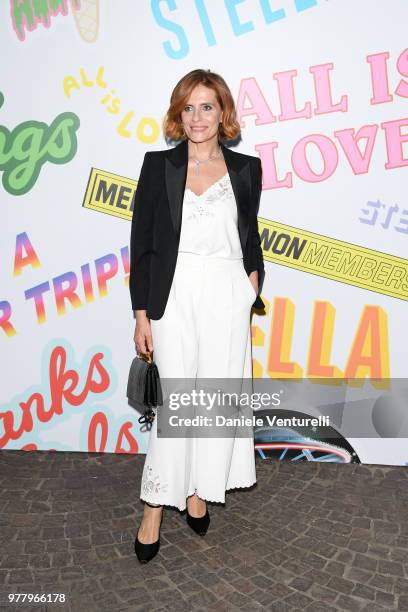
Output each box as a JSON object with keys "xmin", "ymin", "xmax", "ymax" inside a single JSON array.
[{"xmin": 70, "ymin": 0, "xmax": 99, "ymax": 43}]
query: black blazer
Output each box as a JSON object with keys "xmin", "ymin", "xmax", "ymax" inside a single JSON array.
[{"xmin": 129, "ymin": 138, "xmax": 266, "ymax": 320}]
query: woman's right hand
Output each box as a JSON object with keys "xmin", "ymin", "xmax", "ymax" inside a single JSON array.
[{"xmin": 134, "ymin": 311, "xmax": 153, "ymax": 355}]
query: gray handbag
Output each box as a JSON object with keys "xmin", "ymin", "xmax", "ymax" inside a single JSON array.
[{"xmin": 127, "ymin": 352, "xmax": 163, "ymax": 425}]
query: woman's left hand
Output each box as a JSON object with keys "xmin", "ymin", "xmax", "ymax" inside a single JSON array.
[{"xmin": 249, "ymin": 270, "xmax": 259, "ymax": 295}]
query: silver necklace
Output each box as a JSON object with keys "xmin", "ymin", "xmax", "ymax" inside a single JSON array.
[{"xmin": 190, "ymin": 146, "xmax": 222, "ymax": 175}]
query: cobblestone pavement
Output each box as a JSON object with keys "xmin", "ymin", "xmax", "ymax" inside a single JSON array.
[{"xmin": 0, "ymin": 451, "xmax": 407, "ymax": 612}]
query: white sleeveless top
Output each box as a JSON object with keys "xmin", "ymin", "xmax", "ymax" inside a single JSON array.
[{"xmin": 178, "ymin": 171, "xmax": 243, "ymax": 259}]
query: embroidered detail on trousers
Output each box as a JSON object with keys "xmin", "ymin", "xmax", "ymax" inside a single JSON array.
[{"xmin": 141, "ymin": 465, "xmax": 169, "ymax": 497}]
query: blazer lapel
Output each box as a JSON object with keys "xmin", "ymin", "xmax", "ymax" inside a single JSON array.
[{"xmin": 165, "ymin": 138, "xmax": 251, "ymax": 253}]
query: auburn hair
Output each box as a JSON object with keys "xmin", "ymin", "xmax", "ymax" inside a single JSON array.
[{"xmin": 163, "ymin": 69, "xmax": 241, "ymax": 142}]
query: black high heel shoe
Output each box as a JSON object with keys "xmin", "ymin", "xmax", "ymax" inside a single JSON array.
[
  {"xmin": 186, "ymin": 504, "xmax": 210, "ymax": 536},
  {"xmin": 134, "ymin": 502, "xmax": 163, "ymax": 563}
]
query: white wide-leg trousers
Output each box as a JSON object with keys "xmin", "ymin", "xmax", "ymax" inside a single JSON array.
[{"xmin": 139, "ymin": 252, "xmax": 257, "ymax": 511}]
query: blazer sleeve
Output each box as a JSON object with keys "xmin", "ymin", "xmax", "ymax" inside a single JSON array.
[
  {"xmin": 129, "ymin": 152, "xmax": 154, "ymax": 311},
  {"xmin": 249, "ymin": 158, "xmax": 265, "ymax": 306}
]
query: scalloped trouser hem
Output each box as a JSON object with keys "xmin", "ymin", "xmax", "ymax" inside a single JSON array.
[
  {"xmin": 139, "ymin": 253, "xmax": 257, "ymax": 514},
  {"xmin": 140, "ymin": 478, "xmax": 257, "ymax": 512}
]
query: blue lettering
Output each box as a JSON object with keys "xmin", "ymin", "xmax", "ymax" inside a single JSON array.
[
  {"xmin": 295, "ymin": 0, "xmax": 318, "ymax": 12},
  {"xmin": 259, "ymin": 0, "xmax": 285, "ymax": 23},
  {"xmin": 225, "ymin": 0, "xmax": 254, "ymax": 36},
  {"xmin": 195, "ymin": 0, "xmax": 216, "ymax": 47},
  {"xmin": 151, "ymin": 0, "xmax": 321, "ymax": 60},
  {"xmin": 151, "ymin": 0, "xmax": 189, "ymax": 60}
]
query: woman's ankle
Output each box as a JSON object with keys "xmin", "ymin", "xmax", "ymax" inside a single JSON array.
[
  {"xmin": 187, "ymin": 492, "xmax": 206, "ymax": 503},
  {"xmin": 187, "ymin": 494, "xmax": 207, "ymax": 514}
]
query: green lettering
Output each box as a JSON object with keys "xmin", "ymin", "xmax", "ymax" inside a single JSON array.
[{"xmin": 0, "ymin": 92, "xmax": 80, "ymax": 195}]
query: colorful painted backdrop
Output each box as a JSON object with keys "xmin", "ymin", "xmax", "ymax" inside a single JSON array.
[{"xmin": 2, "ymin": 1, "xmax": 407, "ymax": 464}]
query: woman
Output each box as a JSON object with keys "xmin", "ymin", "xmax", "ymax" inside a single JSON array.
[{"xmin": 129, "ymin": 69, "xmax": 265, "ymax": 563}]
